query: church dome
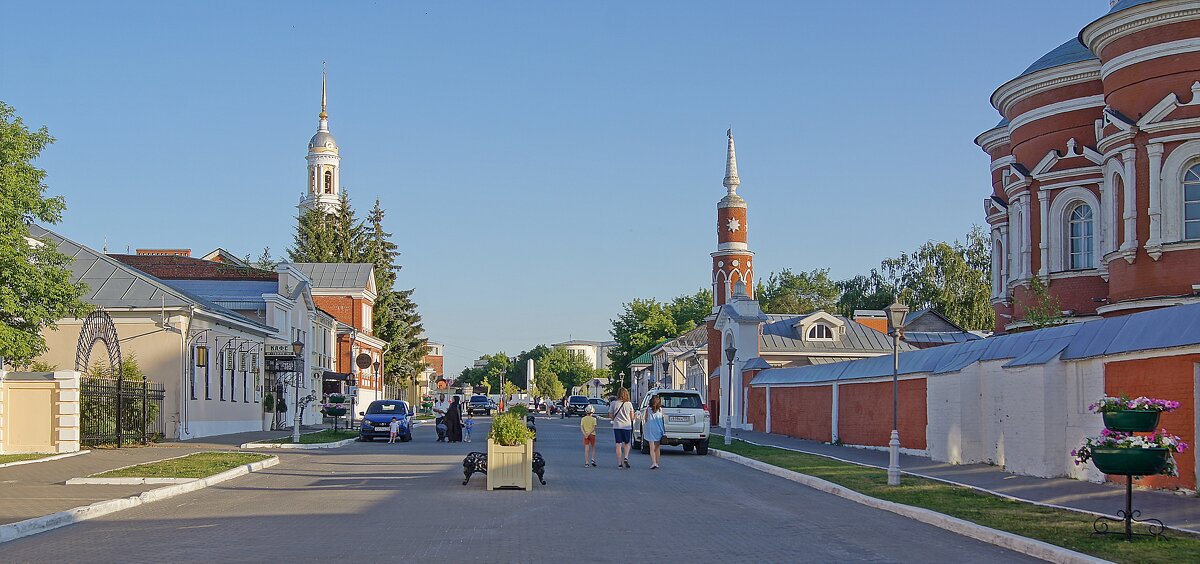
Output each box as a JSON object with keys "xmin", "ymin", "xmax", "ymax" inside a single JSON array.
[
  {"xmin": 1018, "ymin": 38, "xmax": 1097, "ymax": 78},
  {"xmin": 309, "ymin": 130, "xmax": 338, "ymax": 151},
  {"xmin": 1107, "ymin": 0, "xmax": 1156, "ymax": 14}
]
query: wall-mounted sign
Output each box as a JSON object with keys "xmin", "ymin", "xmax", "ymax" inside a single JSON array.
[
  {"xmin": 265, "ymin": 344, "xmax": 295, "ymax": 359},
  {"xmin": 265, "ymin": 358, "xmax": 297, "ymax": 373},
  {"xmin": 355, "ymin": 352, "xmax": 373, "ymax": 370}
]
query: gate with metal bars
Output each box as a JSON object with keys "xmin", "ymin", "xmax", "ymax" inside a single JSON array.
[{"xmin": 80, "ymin": 375, "xmax": 166, "ymax": 447}]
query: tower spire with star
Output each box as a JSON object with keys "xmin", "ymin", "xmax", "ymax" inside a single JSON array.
[{"xmin": 706, "ymin": 128, "xmax": 757, "ymax": 421}]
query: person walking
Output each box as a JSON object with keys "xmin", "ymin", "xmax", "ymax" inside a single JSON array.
[
  {"xmin": 433, "ymin": 393, "xmax": 449, "ymax": 442},
  {"xmin": 643, "ymin": 395, "xmax": 666, "ymax": 469},
  {"xmin": 387, "ymin": 416, "xmax": 401, "ymax": 444},
  {"xmin": 581, "ymin": 405, "xmax": 598, "ymax": 467},
  {"xmin": 609, "ymin": 388, "xmax": 635, "ymax": 468},
  {"xmin": 464, "ymin": 412, "xmax": 475, "ymax": 443},
  {"xmin": 445, "ymin": 396, "xmax": 464, "ymax": 443}
]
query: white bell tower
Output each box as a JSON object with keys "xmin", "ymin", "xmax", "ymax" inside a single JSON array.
[{"xmin": 300, "ymin": 63, "xmax": 342, "ymax": 215}]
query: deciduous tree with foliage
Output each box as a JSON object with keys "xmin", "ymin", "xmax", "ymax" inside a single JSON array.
[
  {"xmin": 877, "ymin": 226, "xmax": 992, "ymax": 330},
  {"xmin": 0, "ymin": 102, "xmax": 91, "ymax": 367},
  {"xmin": 755, "ymin": 268, "xmax": 840, "ymax": 314}
]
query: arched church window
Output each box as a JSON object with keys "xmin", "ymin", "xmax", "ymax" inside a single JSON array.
[
  {"xmin": 1068, "ymin": 202, "xmax": 1094, "ymax": 270},
  {"xmin": 324, "ymin": 170, "xmax": 334, "ymax": 194},
  {"xmin": 1185, "ymin": 164, "xmax": 1200, "ymax": 240},
  {"xmin": 807, "ymin": 323, "xmax": 834, "ymax": 341}
]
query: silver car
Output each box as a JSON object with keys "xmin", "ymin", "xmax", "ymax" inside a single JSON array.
[
  {"xmin": 588, "ymin": 397, "xmax": 610, "ymax": 417},
  {"xmin": 632, "ymin": 389, "xmax": 709, "ymax": 455}
]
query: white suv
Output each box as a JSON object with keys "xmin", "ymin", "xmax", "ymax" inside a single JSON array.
[{"xmin": 632, "ymin": 389, "xmax": 709, "ymax": 455}]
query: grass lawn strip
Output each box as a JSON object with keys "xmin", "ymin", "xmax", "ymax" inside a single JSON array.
[
  {"xmin": 711, "ymin": 438, "xmax": 1200, "ymax": 564},
  {"xmin": 94, "ymin": 452, "xmax": 270, "ymax": 479},
  {"xmin": 0, "ymin": 454, "xmax": 55, "ymax": 465},
  {"xmin": 263, "ymin": 429, "xmax": 359, "ymax": 444}
]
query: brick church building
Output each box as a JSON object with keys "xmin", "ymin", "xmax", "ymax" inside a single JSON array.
[{"xmin": 977, "ymin": 0, "xmax": 1200, "ymax": 333}]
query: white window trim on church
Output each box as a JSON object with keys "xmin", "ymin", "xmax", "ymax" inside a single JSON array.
[
  {"xmin": 1046, "ymin": 186, "xmax": 1100, "ymax": 273},
  {"xmin": 1158, "ymin": 141, "xmax": 1200, "ymax": 245}
]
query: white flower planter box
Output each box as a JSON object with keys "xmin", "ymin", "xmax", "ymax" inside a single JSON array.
[{"xmin": 487, "ymin": 439, "xmax": 533, "ymax": 491}]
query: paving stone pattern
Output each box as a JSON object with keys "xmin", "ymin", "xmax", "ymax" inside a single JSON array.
[{"xmin": 0, "ymin": 418, "xmax": 1036, "ymax": 563}]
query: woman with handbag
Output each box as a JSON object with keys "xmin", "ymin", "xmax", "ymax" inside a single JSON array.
[
  {"xmin": 642, "ymin": 394, "xmax": 666, "ymax": 469},
  {"xmin": 609, "ymin": 388, "xmax": 635, "ymax": 469}
]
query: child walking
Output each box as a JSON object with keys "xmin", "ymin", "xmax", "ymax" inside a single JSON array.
[
  {"xmin": 464, "ymin": 413, "xmax": 475, "ymax": 443},
  {"xmin": 387, "ymin": 417, "xmax": 400, "ymax": 444},
  {"xmin": 581, "ymin": 405, "xmax": 598, "ymax": 467}
]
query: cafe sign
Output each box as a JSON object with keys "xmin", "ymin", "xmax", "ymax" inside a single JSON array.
[{"xmin": 265, "ymin": 344, "xmax": 296, "ymax": 359}]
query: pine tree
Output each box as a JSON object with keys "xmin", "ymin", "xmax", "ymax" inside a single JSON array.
[
  {"xmin": 288, "ymin": 191, "xmax": 369, "ymax": 263},
  {"xmin": 365, "ymin": 200, "xmax": 427, "ymax": 397}
]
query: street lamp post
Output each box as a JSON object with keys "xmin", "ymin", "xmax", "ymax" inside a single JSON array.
[
  {"xmin": 885, "ymin": 301, "xmax": 909, "ymax": 486},
  {"xmin": 290, "ymin": 339, "xmax": 305, "ymax": 444},
  {"xmin": 373, "ymin": 360, "xmax": 381, "ymax": 401},
  {"xmin": 724, "ymin": 343, "xmax": 736, "ymax": 446},
  {"xmin": 661, "ymin": 361, "xmax": 670, "ymax": 390}
]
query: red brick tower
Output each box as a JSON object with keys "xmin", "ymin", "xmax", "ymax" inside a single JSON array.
[{"xmin": 707, "ymin": 129, "xmax": 754, "ymax": 411}]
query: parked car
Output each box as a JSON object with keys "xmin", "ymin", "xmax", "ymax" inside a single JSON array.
[
  {"xmin": 589, "ymin": 397, "xmax": 610, "ymax": 417},
  {"xmin": 565, "ymin": 395, "xmax": 590, "ymax": 417},
  {"xmin": 632, "ymin": 389, "xmax": 708, "ymax": 455},
  {"xmin": 467, "ymin": 395, "xmax": 492, "ymax": 415},
  {"xmin": 359, "ymin": 400, "xmax": 413, "ymax": 442}
]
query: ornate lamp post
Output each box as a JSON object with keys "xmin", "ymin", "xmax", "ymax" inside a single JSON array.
[
  {"xmin": 884, "ymin": 301, "xmax": 909, "ymax": 486},
  {"xmin": 724, "ymin": 343, "xmax": 736, "ymax": 446},
  {"xmin": 661, "ymin": 361, "xmax": 670, "ymax": 390},
  {"xmin": 290, "ymin": 339, "xmax": 305, "ymax": 444},
  {"xmin": 373, "ymin": 360, "xmax": 381, "ymax": 401}
]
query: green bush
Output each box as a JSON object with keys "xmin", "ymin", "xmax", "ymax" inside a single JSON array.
[
  {"xmin": 489, "ymin": 413, "xmax": 532, "ymax": 446},
  {"xmin": 507, "ymin": 405, "xmax": 529, "ymax": 418},
  {"xmin": 263, "ymin": 394, "xmax": 275, "ymax": 413}
]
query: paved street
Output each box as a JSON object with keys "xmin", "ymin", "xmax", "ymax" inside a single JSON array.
[{"xmin": 0, "ymin": 418, "xmax": 1038, "ymax": 563}]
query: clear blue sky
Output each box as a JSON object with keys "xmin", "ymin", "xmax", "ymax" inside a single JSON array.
[{"xmin": 3, "ymin": 1, "xmax": 1105, "ymax": 374}]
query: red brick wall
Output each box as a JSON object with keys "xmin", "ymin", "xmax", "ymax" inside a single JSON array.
[
  {"xmin": 747, "ymin": 385, "xmax": 766, "ymax": 433},
  {"xmin": 767, "ymin": 386, "xmax": 833, "ymax": 442},
  {"xmin": 424, "ymin": 354, "xmax": 444, "ymax": 377},
  {"xmin": 1105, "ymin": 355, "xmax": 1200, "ymax": 490},
  {"xmin": 837, "ymin": 379, "xmax": 927, "ymax": 450}
]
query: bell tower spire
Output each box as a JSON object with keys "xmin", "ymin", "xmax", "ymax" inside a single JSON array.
[
  {"xmin": 319, "ymin": 61, "xmax": 328, "ymax": 121},
  {"xmin": 300, "ymin": 62, "xmax": 342, "ymax": 217},
  {"xmin": 724, "ymin": 128, "xmax": 740, "ymax": 194}
]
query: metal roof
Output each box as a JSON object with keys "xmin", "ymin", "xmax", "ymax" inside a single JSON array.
[
  {"xmin": 291, "ymin": 263, "xmax": 374, "ymax": 289},
  {"xmin": 631, "ymin": 351, "xmax": 654, "ymax": 365},
  {"xmin": 904, "ymin": 331, "xmax": 982, "ymax": 345},
  {"xmin": 751, "ymin": 302, "xmax": 1200, "ymax": 387},
  {"xmin": 1108, "ymin": 0, "xmax": 1156, "ymax": 13},
  {"xmin": 1019, "ymin": 38, "xmax": 1097, "ymax": 77},
  {"xmin": 29, "ymin": 225, "xmax": 273, "ymax": 333},
  {"xmin": 759, "ymin": 313, "xmax": 910, "ymax": 354}
]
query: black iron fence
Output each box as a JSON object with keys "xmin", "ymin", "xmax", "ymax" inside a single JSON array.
[{"xmin": 81, "ymin": 375, "xmax": 166, "ymax": 447}]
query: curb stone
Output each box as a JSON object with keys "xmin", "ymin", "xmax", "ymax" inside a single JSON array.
[
  {"xmin": 239, "ymin": 437, "xmax": 357, "ymax": 449},
  {"xmin": 0, "ymin": 450, "xmax": 90, "ymax": 469},
  {"xmin": 66, "ymin": 477, "xmax": 197, "ymax": 485},
  {"xmin": 0, "ymin": 456, "xmax": 279, "ymax": 544},
  {"xmin": 710, "ymin": 449, "xmax": 1109, "ymax": 564}
]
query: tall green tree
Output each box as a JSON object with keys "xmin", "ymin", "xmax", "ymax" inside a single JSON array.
[
  {"xmin": 288, "ymin": 191, "xmax": 370, "ymax": 263},
  {"xmin": 835, "ymin": 271, "xmax": 894, "ymax": 317},
  {"xmin": 366, "ymin": 199, "xmax": 427, "ymax": 393},
  {"xmin": 535, "ymin": 347, "xmax": 594, "ymax": 396},
  {"xmin": 506, "ymin": 344, "xmax": 552, "ymax": 390},
  {"xmin": 878, "ymin": 226, "xmax": 992, "ymax": 330},
  {"xmin": 754, "ymin": 268, "xmax": 840, "ymax": 314},
  {"xmin": 249, "ymin": 246, "xmax": 276, "ymax": 271},
  {"xmin": 0, "ymin": 102, "xmax": 91, "ymax": 366},
  {"xmin": 670, "ymin": 288, "xmax": 713, "ymax": 332},
  {"xmin": 607, "ymin": 298, "xmax": 679, "ymax": 393}
]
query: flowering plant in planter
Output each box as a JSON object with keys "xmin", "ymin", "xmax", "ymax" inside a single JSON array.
[
  {"xmin": 1089, "ymin": 395, "xmax": 1181, "ymax": 413},
  {"xmin": 321, "ymin": 403, "xmax": 348, "ymax": 417},
  {"xmin": 1072, "ymin": 428, "xmax": 1189, "ymax": 476}
]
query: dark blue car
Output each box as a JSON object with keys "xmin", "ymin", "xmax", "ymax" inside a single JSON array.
[{"xmin": 359, "ymin": 400, "xmax": 413, "ymax": 442}]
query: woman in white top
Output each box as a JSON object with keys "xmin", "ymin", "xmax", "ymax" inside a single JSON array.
[{"xmin": 609, "ymin": 388, "xmax": 635, "ymax": 468}]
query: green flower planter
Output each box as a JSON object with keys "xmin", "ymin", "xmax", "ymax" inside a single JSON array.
[
  {"xmin": 324, "ymin": 407, "xmax": 348, "ymax": 417},
  {"xmin": 327, "ymin": 395, "xmax": 347, "ymax": 404},
  {"xmin": 1090, "ymin": 447, "xmax": 1169, "ymax": 476},
  {"xmin": 1102, "ymin": 410, "xmax": 1160, "ymax": 432}
]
